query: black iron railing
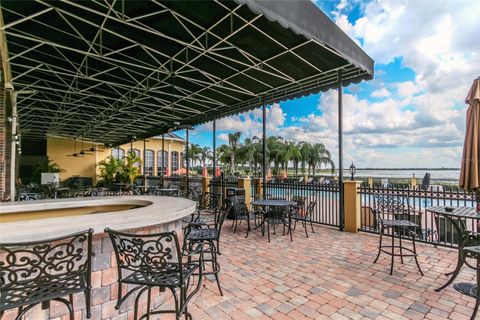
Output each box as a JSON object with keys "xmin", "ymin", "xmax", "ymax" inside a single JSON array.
[
  {"xmin": 208, "ymin": 177, "xmax": 238, "ymax": 203},
  {"xmin": 263, "ymin": 181, "xmax": 340, "ymax": 227},
  {"xmin": 359, "ymin": 186, "xmax": 476, "ymax": 247}
]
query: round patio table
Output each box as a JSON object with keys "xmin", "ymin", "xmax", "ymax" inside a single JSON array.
[
  {"xmin": 155, "ymin": 188, "xmax": 180, "ymax": 197},
  {"xmin": 425, "ymin": 206, "xmax": 480, "ymax": 292},
  {"xmin": 251, "ymin": 199, "xmax": 296, "ymax": 241}
]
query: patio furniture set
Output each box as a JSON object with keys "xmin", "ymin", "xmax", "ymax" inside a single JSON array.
[
  {"xmin": 226, "ymin": 195, "xmax": 316, "ymax": 243},
  {"xmin": 0, "ymin": 203, "xmax": 235, "ymax": 320},
  {"xmin": 371, "ymin": 192, "xmax": 480, "ymax": 320}
]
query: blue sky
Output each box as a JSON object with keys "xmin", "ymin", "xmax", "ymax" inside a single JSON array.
[{"xmin": 185, "ymin": 0, "xmax": 480, "ymax": 168}]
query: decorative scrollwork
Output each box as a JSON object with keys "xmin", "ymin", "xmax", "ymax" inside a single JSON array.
[
  {"xmin": 108, "ymin": 231, "xmax": 180, "ymax": 275},
  {"xmin": 0, "ymin": 230, "xmax": 92, "ymax": 311}
]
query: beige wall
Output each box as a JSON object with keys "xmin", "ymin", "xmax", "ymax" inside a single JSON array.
[{"xmin": 47, "ymin": 136, "xmax": 185, "ymax": 183}]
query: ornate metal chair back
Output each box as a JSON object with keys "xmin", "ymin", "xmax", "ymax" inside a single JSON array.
[
  {"xmin": 373, "ymin": 193, "xmax": 409, "ymax": 222},
  {"xmin": 306, "ymin": 201, "xmax": 316, "ymax": 217},
  {"xmin": 0, "ymin": 230, "xmax": 93, "ymax": 312},
  {"xmin": 229, "ymin": 196, "xmax": 248, "ymax": 217},
  {"xmin": 105, "ymin": 229, "xmax": 184, "ymax": 283}
]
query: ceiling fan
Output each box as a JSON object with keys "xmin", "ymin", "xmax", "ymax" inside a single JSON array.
[
  {"xmin": 82, "ymin": 138, "xmax": 104, "ymax": 153},
  {"xmin": 78, "ymin": 135, "xmax": 93, "ymax": 156},
  {"xmin": 81, "ymin": 127, "xmax": 104, "ymax": 153},
  {"xmin": 67, "ymin": 139, "xmax": 85, "ymax": 157}
]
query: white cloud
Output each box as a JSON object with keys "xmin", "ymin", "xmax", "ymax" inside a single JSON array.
[
  {"xmin": 218, "ymin": 133, "xmax": 229, "ymax": 143},
  {"xmin": 371, "ymin": 88, "xmax": 390, "ymax": 98},
  {"xmin": 335, "ymin": 0, "xmax": 480, "ymax": 96}
]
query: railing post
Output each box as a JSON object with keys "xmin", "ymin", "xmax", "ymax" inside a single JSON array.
[
  {"xmin": 253, "ymin": 177, "xmax": 263, "ymax": 199},
  {"xmin": 238, "ymin": 177, "xmax": 251, "ymax": 206},
  {"xmin": 368, "ymin": 177, "xmax": 373, "ymax": 188},
  {"xmin": 202, "ymin": 176, "xmax": 211, "ymax": 194},
  {"xmin": 410, "ymin": 176, "xmax": 417, "ymax": 188},
  {"xmin": 344, "ymin": 181, "xmax": 361, "ymax": 233}
]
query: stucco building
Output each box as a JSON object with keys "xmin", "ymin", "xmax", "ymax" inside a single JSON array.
[{"xmin": 21, "ymin": 133, "xmax": 185, "ymax": 184}]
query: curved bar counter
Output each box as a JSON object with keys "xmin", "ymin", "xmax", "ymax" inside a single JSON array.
[{"xmin": 0, "ymin": 196, "xmax": 196, "ymax": 320}]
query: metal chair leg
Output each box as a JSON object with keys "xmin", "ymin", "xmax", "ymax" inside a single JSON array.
[
  {"xmin": 373, "ymin": 226, "xmax": 384, "ymax": 264},
  {"xmin": 411, "ymin": 234, "xmax": 424, "ymax": 276},
  {"xmin": 399, "ymin": 228, "xmax": 404, "ymax": 264},
  {"xmin": 390, "ymin": 229, "xmax": 395, "ymax": 275}
]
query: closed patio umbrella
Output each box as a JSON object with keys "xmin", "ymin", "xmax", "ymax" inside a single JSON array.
[
  {"xmin": 459, "ymin": 77, "xmax": 480, "ymax": 212},
  {"xmin": 202, "ymin": 165, "xmax": 208, "ymax": 177}
]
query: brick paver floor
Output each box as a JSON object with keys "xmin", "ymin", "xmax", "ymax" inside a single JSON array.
[{"xmin": 167, "ymin": 223, "xmax": 478, "ymax": 319}]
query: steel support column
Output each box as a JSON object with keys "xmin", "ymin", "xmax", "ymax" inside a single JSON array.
[
  {"xmin": 143, "ymin": 138, "xmax": 146, "ymax": 187},
  {"xmin": 212, "ymin": 119, "xmax": 216, "ymax": 177},
  {"xmin": 338, "ymin": 70, "xmax": 344, "ymax": 231},
  {"xmin": 161, "ymin": 134, "xmax": 165, "ymax": 188},
  {"xmin": 262, "ymin": 97, "xmax": 266, "ymax": 198},
  {"xmin": 185, "ymin": 128, "xmax": 189, "ymax": 197}
]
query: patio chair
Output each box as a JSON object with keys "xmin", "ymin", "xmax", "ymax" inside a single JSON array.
[
  {"xmin": 435, "ymin": 215, "xmax": 463, "ymax": 245},
  {"xmin": 372, "ymin": 193, "xmax": 424, "ymax": 275},
  {"xmin": 105, "ymin": 228, "xmax": 203, "ymax": 320},
  {"xmin": 0, "ymin": 230, "xmax": 93, "ymax": 320},
  {"xmin": 262, "ymin": 205, "xmax": 293, "ymax": 243},
  {"xmin": 228, "ymin": 196, "xmax": 262, "ymax": 238},
  {"xmin": 199, "ymin": 191, "xmax": 221, "ymax": 212},
  {"xmin": 453, "ymin": 244, "xmax": 480, "ymax": 320},
  {"xmin": 183, "ymin": 205, "xmax": 230, "ymax": 295},
  {"xmin": 292, "ymin": 201, "xmax": 316, "ymax": 238}
]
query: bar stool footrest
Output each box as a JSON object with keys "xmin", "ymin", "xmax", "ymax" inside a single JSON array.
[{"xmin": 454, "ymin": 283, "xmax": 478, "ymax": 299}]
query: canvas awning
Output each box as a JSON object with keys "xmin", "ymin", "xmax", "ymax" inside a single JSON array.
[{"xmin": 0, "ymin": 0, "xmax": 373, "ymax": 145}]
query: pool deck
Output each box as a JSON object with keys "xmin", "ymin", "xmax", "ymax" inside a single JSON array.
[{"xmin": 171, "ymin": 222, "xmax": 475, "ymax": 320}]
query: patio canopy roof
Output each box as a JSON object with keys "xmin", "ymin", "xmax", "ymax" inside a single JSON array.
[{"xmin": 1, "ymin": 0, "xmax": 373, "ymax": 145}]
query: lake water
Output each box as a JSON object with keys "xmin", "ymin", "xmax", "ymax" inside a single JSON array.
[{"xmin": 335, "ymin": 169, "xmax": 461, "ymax": 183}]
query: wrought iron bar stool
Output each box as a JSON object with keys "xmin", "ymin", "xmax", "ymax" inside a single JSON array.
[
  {"xmin": 183, "ymin": 204, "xmax": 230, "ymax": 296},
  {"xmin": 454, "ymin": 244, "xmax": 480, "ymax": 320},
  {"xmin": 0, "ymin": 229, "xmax": 93, "ymax": 320},
  {"xmin": 105, "ymin": 228, "xmax": 203, "ymax": 320},
  {"xmin": 372, "ymin": 193, "xmax": 423, "ymax": 275}
]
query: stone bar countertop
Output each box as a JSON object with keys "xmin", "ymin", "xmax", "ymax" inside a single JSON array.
[{"xmin": 0, "ymin": 196, "xmax": 196, "ymax": 242}]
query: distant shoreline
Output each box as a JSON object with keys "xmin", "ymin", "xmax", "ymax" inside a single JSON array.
[{"xmin": 354, "ymin": 168, "xmax": 460, "ymax": 171}]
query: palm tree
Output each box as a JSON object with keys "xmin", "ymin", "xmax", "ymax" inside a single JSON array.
[
  {"xmin": 122, "ymin": 150, "xmax": 142, "ymax": 183},
  {"xmin": 299, "ymin": 142, "xmax": 311, "ymax": 175},
  {"xmin": 307, "ymin": 143, "xmax": 334, "ymax": 175},
  {"xmin": 228, "ymin": 131, "xmax": 242, "ymax": 171},
  {"xmin": 199, "ymin": 146, "xmax": 212, "ymax": 167},
  {"xmin": 217, "ymin": 144, "xmax": 234, "ymax": 174},
  {"xmin": 289, "ymin": 142, "xmax": 302, "ymax": 176},
  {"xmin": 188, "ymin": 143, "xmax": 202, "ymax": 168},
  {"xmin": 97, "ymin": 156, "xmax": 123, "ymax": 185}
]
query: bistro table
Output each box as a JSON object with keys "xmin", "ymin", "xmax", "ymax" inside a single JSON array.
[
  {"xmin": 155, "ymin": 188, "xmax": 180, "ymax": 197},
  {"xmin": 426, "ymin": 206, "xmax": 480, "ymax": 292},
  {"xmin": 133, "ymin": 185, "xmax": 152, "ymax": 195},
  {"xmin": 251, "ymin": 199, "xmax": 296, "ymax": 241}
]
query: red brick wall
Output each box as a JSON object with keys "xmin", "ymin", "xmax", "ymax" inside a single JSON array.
[{"xmin": 2, "ymin": 220, "xmax": 185, "ymax": 320}]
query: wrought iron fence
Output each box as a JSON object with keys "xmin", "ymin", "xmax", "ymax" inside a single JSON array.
[
  {"xmin": 359, "ymin": 185, "xmax": 476, "ymax": 248},
  {"xmin": 263, "ymin": 181, "xmax": 340, "ymax": 227},
  {"xmin": 208, "ymin": 176, "xmax": 238, "ymax": 203}
]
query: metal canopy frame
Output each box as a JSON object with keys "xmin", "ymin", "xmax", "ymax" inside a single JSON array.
[{"xmin": 1, "ymin": 0, "xmax": 373, "ymax": 145}]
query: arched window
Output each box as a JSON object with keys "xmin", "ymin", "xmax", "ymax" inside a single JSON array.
[
  {"xmin": 144, "ymin": 149, "xmax": 154, "ymax": 176},
  {"xmin": 112, "ymin": 148, "xmax": 124, "ymax": 160},
  {"xmin": 128, "ymin": 148, "xmax": 141, "ymax": 168},
  {"xmin": 157, "ymin": 150, "xmax": 168, "ymax": 175},
  {"xmin": 171, "ymin": 151, "xmax": 179, "ymax": 174}
]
